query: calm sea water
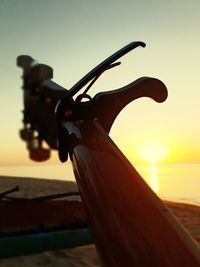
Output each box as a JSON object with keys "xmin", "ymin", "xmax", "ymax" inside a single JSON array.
[
  {"xmin": 0, "ymin": 163, "xmax": 199, "ymax": 206},
  {"xmin": 137, "ymin": 163, "xmax": 200, "ymax": 206}
]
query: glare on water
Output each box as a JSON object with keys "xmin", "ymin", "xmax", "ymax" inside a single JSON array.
[
  {"xmin": 149, "ymin": 162, "xmax": 159, "ymax": 193},
  {"xmin": 138, "ymin": 140, "xmax": 169, "ymax": 193}
]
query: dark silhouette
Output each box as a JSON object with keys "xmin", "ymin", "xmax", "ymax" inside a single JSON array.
[{"xmin": 17, "ymin": 42, "xmax": 200, "ymax": 266}]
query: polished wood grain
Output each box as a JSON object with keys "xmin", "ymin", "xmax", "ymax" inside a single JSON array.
[{"xmin": 66, "ymin": 120, "xmax": 200, "ymax": 267}]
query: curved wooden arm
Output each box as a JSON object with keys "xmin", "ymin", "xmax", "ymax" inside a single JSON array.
[
  {"xmin": 93, "ymin": 77, "xmax": 168, "ymax": 133},
  {"xmin": 56, "ymin": 77, "xmax": 167, "ymax": 161}
]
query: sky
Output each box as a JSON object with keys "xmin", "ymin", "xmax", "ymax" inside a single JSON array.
[{"xmin": 1, "ymin": 0, "xmax": 200, "ymax": 167}]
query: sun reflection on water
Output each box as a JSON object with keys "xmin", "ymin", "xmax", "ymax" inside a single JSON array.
[
  {"xmin": 138, "ymin": 140, "xmax": 169, "ymax": 194},
  {"xmin": 149, "ymin": 162, "xmax": 159, "ymax": 193}
]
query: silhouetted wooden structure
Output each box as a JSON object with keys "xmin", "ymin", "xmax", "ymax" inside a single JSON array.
[{"xmin": 17, "ymin": 42, "xmax": 200, "ymax": 266}]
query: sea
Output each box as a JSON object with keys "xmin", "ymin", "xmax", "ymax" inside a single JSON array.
[{"xmin": 0, "ymin": 163, "xmax": 199, "ymax": 206}]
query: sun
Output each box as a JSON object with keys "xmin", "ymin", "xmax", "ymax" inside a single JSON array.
[{"xmin": 138, "ymin": 140, "xmax": 169, "ymax": 163}]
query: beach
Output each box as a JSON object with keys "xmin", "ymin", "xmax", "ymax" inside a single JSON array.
[{"xmin": 0, "ymin": 176, "xmax": 199, "ymax": 266}]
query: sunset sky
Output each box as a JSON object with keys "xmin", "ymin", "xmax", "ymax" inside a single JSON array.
[{"xmin": 1, "ymin": 0, "xmax": 200, "ymax": 166}]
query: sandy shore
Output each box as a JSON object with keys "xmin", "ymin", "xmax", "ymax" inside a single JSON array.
[{"xmin": 0, "ymin": 176, "xmax": 199, "ymax": 266}]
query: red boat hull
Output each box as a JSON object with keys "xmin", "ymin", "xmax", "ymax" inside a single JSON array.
[{"xmin": 0, "ymin": 200, "xmax": 87, "ymax": 235}]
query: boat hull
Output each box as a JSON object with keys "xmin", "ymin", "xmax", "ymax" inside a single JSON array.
[
  {"xmin": 0, "ymin": 200, "xmax": 93, "ymax": 258},
  {"xmin": 0, "ymin": 200, "xmax": 87, "ymax": 235},
  {"xmin": 0, "ymin": 228, "xmax": 92, "ymax": 259}
]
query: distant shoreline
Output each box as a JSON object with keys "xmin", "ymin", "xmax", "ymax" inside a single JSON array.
[{"xmin": 1, "ymin": 163, "xmax": 200, "ymax": 206}]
